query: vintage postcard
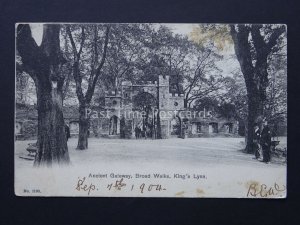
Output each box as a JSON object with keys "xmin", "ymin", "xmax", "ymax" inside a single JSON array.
[{"xmin": 15, "ymin": 23, "xmax": 287, "ymax": 198}]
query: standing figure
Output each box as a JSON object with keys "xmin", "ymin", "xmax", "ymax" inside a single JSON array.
[
  {"xmin": 142, "ymin": 126, "xmax": 147, "ymax": 139},
  {"xmin": 137, "ymin": 127, "xmax": 141, "ymax": 139},
  {"xmin": 65, "ymin": 124, "xmax": 71, "ymax": 141},
  {"xmin": 260, "ymin": 119, "xmax": 272, "ymax": 163},
  {"xmin": 120, "ymin": 117, "xmax": 126, "ymax": 139},
  {"xmin": 253, "ymin": 123, "xmax": 261, "ymax": 159},
  {"xmin": 135, "ymin": 126, "xmax": 139, "ymax": 139}
]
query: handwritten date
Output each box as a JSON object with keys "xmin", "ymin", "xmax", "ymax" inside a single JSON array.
[
  {"xmin": 75, "ymin": 177, "xmax": 166, "ymax": 195},
  {"xmin": 76, "ymin": 177, "xmax": 96, "ymax": 195}
]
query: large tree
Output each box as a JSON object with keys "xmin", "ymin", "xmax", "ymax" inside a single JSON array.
[
  {"xmin": 67, "ymin": 24, "xmax": 110, "ymax": 150},
  {"xmin": 183, "ymin": 44, "xmax": 224, "ymax": 109},
  {"xmin": 101, "ymin": 24, "xmax": 144, "ymax": 91},
  {"xmin": 230, "ymin": 24, "xmax": 286, "ymax": 153},
  {"xmin": 17, "ymin": 24, "xmax": 70, "ymax": 166}
]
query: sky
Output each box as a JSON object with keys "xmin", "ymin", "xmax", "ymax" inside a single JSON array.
[{"xmin": 163, "ymin": 23, "xmax": 197, "ymax": 36}]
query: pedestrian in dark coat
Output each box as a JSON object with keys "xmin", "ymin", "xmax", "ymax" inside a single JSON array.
[
  {"xmin": 138, "ymin": 127, "xmax": 141, "ymax": 139},
  {"xmin": 135, "ymin": 126, "xmax": 139, "ymax": 139},
  {"xmin": 260, "ymin": 120, "xmax": 272, "ymax": 163},
  {"xmin": 65, "ymin": 124, "xmax": 71, "ymax": 141},
  {"xmin": 253, "ymin": 123, "xmax": 261, "ymax": 159}
]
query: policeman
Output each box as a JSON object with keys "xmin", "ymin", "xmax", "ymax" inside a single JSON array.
[
  {"xmin": 253, "ymin": 123, "xmax": 261, "ymax": 159},
  {"xmin": 260, "ymin": 119, "xmax": 272, "ymax": 163}
]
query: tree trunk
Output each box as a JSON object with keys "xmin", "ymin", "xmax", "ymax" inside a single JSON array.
[
  {"xmin": 34, "ymin": 79, "xmax": 70, "ymax": 166},
  {"xmin": 77, "ymin": 104, "xmax": 89, "ymax": 150},
  {"xmin": 245, "ymin": 97, "xmax": 256, "ymax": 153},
  {"xmin": 17, "ymin": 24, "xmax": 70, "ymax": 166},
  {"xmin": 244, "ymin": 91, "xmax": 264, "ymax": 153},
  {"xmin": 67, "ymin": 25, "xmax": 110, "ymax": 150},
  {"xmin": 184, "ymin": 99, "xmax": 187, "ymax": 108},
  {"xmin": 230, "ymin": 24, "xmax": 285, "ymax": 154}
]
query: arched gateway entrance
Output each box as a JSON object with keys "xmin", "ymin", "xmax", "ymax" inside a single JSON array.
[
  {"xmin": 132, "ymin": 92, "xmax": 157, "ymax": 138},
  {"xmin": 170, "ymin": 116, "xmax": 181, "ymax": 137}
]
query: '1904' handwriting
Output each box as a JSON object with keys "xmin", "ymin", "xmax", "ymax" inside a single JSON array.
[{"xmin": 75, "ymin": 177, "xmax": 166, "ymax": 196}]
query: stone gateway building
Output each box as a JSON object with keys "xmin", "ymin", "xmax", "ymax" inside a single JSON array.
[
  {"xmin": 15, "ymin": 75, "xmax": 240, "ymax": 140},
  {"xmin": 88, "ymin": 75, "xmax": 239, "ymax": 139}
]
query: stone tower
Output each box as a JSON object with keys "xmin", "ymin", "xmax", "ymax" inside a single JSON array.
[{"xmin": 158, "ymin": 75, "xmax": 170, "ymax": 110}]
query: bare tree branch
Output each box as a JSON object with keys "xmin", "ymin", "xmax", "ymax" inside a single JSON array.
[{"xmin": 86, "ymin": 26, "xmax": 110, "ymax": 102}]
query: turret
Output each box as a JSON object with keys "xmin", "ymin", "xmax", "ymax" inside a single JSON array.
[{"xmin": 159, "ymin": 75, "xmax": 169, "ymax": 86}]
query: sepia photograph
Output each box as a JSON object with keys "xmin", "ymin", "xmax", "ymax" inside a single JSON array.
[{"xmin": 15, "ymin": 23, "xmax": 287, "ymax": 197}]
